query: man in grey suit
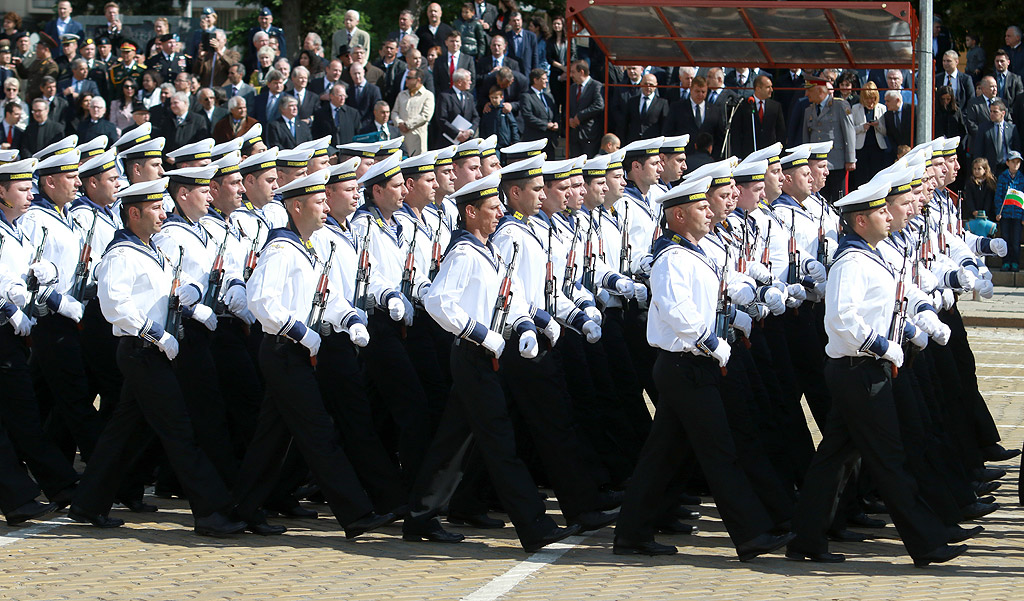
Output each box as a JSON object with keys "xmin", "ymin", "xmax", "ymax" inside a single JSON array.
[
  {"xmin": 994, "ymin": 49, "xmax": 1024, "ymax": 106},
  {"xmin": 965, "ymin": 76, "xmax": 1000, "ymax": 141},
  {"xmin": 520, "ymin": 69, "xmax": 558, "ymax": 155},
  {"xmin": 567, "ymin": 61, "xmax": 604, "ymax": 158},
  {"xmin": 333, "ymin": 10, "xmax": 371, "ymax": 58},
  {"xmin": 972, "ymin": 100, "xmax": 1021, "ymax": 173},
  {"xmin": 803, "ymin": 75, "xmax": 856, "ymax": 199},
  {"xmin": 938, "ymin": 50, "xmax": 975, "ymax": 110}
]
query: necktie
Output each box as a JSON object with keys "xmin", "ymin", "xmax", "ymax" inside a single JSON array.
[
  {"xmin": 515, "ymin": 34, "xmax": 522, "ymax": 57},
  {"xmin": 268, "ymin": 94, "xmax": 277, "ymax": 117},
  {"xmin": 738, "ymin": 75, "xmax": 745, "ymax": 86},
  {"xmin": 710, "ymin": 90, "xmax": 718, "ymax": 104},
  {"xmin": 177, "ymin": 116, "xmax": 184, "ymax": 126},
  {"xmin": 997, "ymin": 124, "xmax": 1006, "ymax": 162},
  {"xmin": 380, "ymin": 124, "xmax": 387, "ymax": 139},
  {"xmin": 539, "ymin": 91, "xmax": 549, "ymax": 113},
  {"xmin": 758, "ymin": 100, "xmax": 764, "ymax": 121},
  {"xmin": 946, "ymin": 74, "xmax": 952, "ymax": 88},
  {"xmin": 477, "ymin": 3, "xmax": 484, "ymax": 18},
  {"xmin": 6, "ymin": 125, "xmax": 11, "ymax": 145},
  {"xmin": 289, "ymin": 120, "xmax": 295, "ymax": 137},
  {"xmin": 334, "ymin": 106, "xmax": 341, "ymax": 127},
  {"xmin": 449, "ymin": 55, "xmax": 455, "ymax": 80},
  {"xmin": 640, "ymin": 96, "xmax": 648, "ymax": 116},
  {"xmin": 576, "ymin": 84, "xmax": 581, "ymax": 103},
  {"xmin": 695, "ymin": 103, "xmax": 702, "ymax": 127},
  {"xmin": 816, "ymin": 103, "xmax": 822, "ymax": 116},
  {"xmin": 230, "ymin": 86, "xmax": 237, "ymax": 98},
  {"xmin": 74, "ymin": 80, "xmax": 80, "ymax": 93},
  {"xmin": 894, "ymin": 110, "xmax": 900, "ymax": 129},
  {"xmin": 494, "ymin": 58, "xmax": 499, "ymax": 68}
]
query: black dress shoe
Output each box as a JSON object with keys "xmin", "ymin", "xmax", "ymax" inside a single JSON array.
[
  {"xmin": 860, "ymin": 498, "xmax": 888, "ymax": 514},
  {"xmin": 402, "ymin": 527, "xmax": 465, "ymax": 543},
  {"xmin": 67, "ymin": 505, "xmax": 124, "ymax": 528},
  {"xmin": 972, "ymin": 467, "xmax": 1007, "ymax": 482},
  {"xmin": 947, "ymin": 525, "xmax": 983, "ymax": 543},
  {"xmin": 49, "ymin": 486, "xmax": 76, "ymax": 510},
  {"xmin": 594, "ymin": 490, "xmax": 624, "ymax": 511},
  {"xmin": 292, "ymin": 483, "xmax": 321, "ymax": 501},
  {"xmin": 656, "ymin": 518, "xmax": 699, "ymax": 535},
  {"xmin": 195, "ymin": 512, "xmax": 246, "ymax": 537},
  {"xmin": 448, "ymin": 512, "xmax": 506, "ymax": 529},
  {"xmin": 785, "ymin": 549, "xmax": 846, "ymax": 563},
  {"xmin": 974, "ymin": 481, "xmax": 1001, "ymax": 495},
  {"xmin": 117, "ymin": 498, "xmax": 158, "ymax": 513},
  {"xmin": 913, "ymin": 544, "xmax": 967, "ymax": 567},
  {"xmin": 522, "ymin": 523, "xmax": 581, "ymax": 553},
  {"xmin": 847, "ymin": 512, "xmax": 886, "ymax": 528},
  {"xmin": 960, "ymin": 501, "xmax": 999, "ymax": 520},
  {"xmin": 977, "ymin": 495, "xmax": 996, "ymax": 504},
  {"xmin": 769, "ymin": 520, "xmax": 792, "ymax": 535},
  {"xmin": 677, "ymin": 493, "xmax": 703, "ymax": 506},
  {"xmin": 345, "ymin": 512, "xmax": 397, "ymax": 539},
  {"xmin": 981, "ymin": 444, "xmax": 1022, "ymax": 462},
  {"xmin": 246, "ymin": 521, "xmax": 287, "ymax": 536},
  {"xmin": 613, "ymin": 538, "xmax": 677, "ymax": 556},
  {"xmin": 570, "ymin": 510, "xmax": 618, "ymax": 533},
  {"xmin": 828, "ymin": 529, "xmax": 872, "ymax": 542},
  {"xmin": 265, "ymin": 501, "xmax": 318, "ymax": 519},
  {"xmin": 671, "ymin": 504, "xmax": 701, "ymax": 520},
  {"xmin": 737, "ymin": 532, "xmax": 797, "ymax": 562},
  {"xmin": 6, "ymin": 501, "xmax": 57, "ymax": 526}
]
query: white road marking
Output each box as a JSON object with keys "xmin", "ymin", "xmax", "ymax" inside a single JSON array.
[
  {"xmin": 461, "ymin": 536, "xmax": 587, "ymax": 601},
  {"xmin": 0, "ymin": 517, "xmax": 69, "ymax": 548}
]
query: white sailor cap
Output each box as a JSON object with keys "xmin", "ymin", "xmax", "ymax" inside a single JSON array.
[
  {"xmin": 239, "ymin": 147, "xmax": 279, "ymax": 176},
  {"xmin": 454, "ymin": 137, "xmax": 483, "ymax": 160},
  {"xmin": 337, "ymin": 141, "xmax": 381, "ymax": 159},
  {"xmin": 807, "ymin": 141, "xmax": 833, "ymax": 161},
  {"xmin": 210, "ymin": 137, "xmax": 243, "ymax": 161},
  {"xmin": 164, "ymin": 165, "xmax": 218, "ymax": 186},
  {"xmin": 660, "ymin": 134, "xmax": 690, "ymax": 154},
  {"xmin": 80, "ymin": 149, "xmax": 118, "ymax": 179},
  {"xmin": 211, "ymin": 151, "xmax": 241, "ymax": 177},
  {"xmin": 743, "ymin": 142, "xmax": 784, "ymax": 165},
  {"xmin": 33, "ymin": 135, "xmax": 78, "ymax": 160},
  {"xmin": 733, "ymin": 159, "xmax": 769, "ymax": 183},
  {"xmin": 875, "ymin": 165, "xmax": 916, "ymax": 197},
  {"xmin": 480, "ymin": 134, "xmax": 498, "ymax": 158},
  {"xmin": 542, "ymin": 158, "xmax": 577, "ymax": 181},
  {"xmin": 276, "ymin": 147, "xmax": 314, "ymax": 169},
  {"xmin": 327, "ymin": 157, "xmax": 361, "ymax": 184},
  {"xmin": 621, "ymin": 136, "xmax": 664, "ymax": 162},
  {"xmin": 779, "ymin": 145, "xmax": 812, "ymax": 169},
  {"xmin": 683, "ymin": 157, "xmax": 734, "ymax": 188},
  {"xmin": 500, "ymin": 154, "xmax": 546, "ymax": 181},
  {"xmin": 114, "ymin": 177, "xmax": 169, "ymax": 205},
  {"xmin": 166, "ymin": 138, "xmax": 214, "ymax": 163},
  {"xmin": 434, "ymin": 145, "xmax": 457, "ymax": 166},
  {"xmin": 0, "ymin": 149, "xmax": 19, "ymax": 164},
  {"xmin": 834, "ymin": 178, "xmax": 892, "ymax": 214},
  {"xmin": 500, "ymin": 139, "xmax": 546, "ymax": 164},
  {"xmin": 606, "ymin": 149, "xmax": 626, "ymax": 171},
  {"xmin": 240, "ymin": 123, "xmax": 264, "ymax": 153},
  {"xmin": 658, "ymin": 176, "xmax": 713, "ymax": 210},
  {"xmin": 296, "ymin": 135, "xmax": 331, "ymax": 158},
  {"xmin": 36, "ymin": 149, "xmax": 81, "ymax": 176},
  {"xmin": 119, "ymin": 137, "xmax": 166, "ymax": 161},
  {"xmin": 76, "ymin": 135, "xmax": 108, "ymax": 159},
  {"xmin": 400, "ymin": 149, "xmax": 440, "ymax": 176},
  {"xmin": 358, "ymin": 152, "xmax": 402, "ymax": 187},
  {"xmin": 583, "ymin": 154, "xmax": 612, "ymax": 177},
  {"xmin": 114, "ymin": 122, "xmax": 152, "ymax": 153},
  {"xmin": 0, "ymin": 158, "xmax": 37, "ymax": 181},
  {"xmin": 276, "ymin": 168, "xmax": 330, "ymax": 200},
  {"xmin": 376, "ymin": 136, "xmax": 405, "ymax": 158},
  {"xmin": 569, "ymin": 154, "xmax": 587, "ymax": 176},
  {"xmin": 451, "ymin": 172, "xmax": 501, "ymax": 205},
  {"xmin": 940, "ymin": 136, "xmax": 960, "ymax": 156}
]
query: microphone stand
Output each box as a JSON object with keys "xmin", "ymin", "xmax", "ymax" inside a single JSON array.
[{"xmin": 720, "ymin": 95, "xmax": 742, "ymax": 158}]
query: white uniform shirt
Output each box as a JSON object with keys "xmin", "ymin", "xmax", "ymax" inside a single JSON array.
[{"xmin": 647, "ymin": 232, "xmax": 722, "ymax": 355}]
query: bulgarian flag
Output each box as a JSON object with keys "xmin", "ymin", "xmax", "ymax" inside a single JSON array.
[{"xmin": 1004, "ymin": 188, "xmax": 1024, "ymax": 211}]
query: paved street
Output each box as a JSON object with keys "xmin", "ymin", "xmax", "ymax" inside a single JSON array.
[{"xmin": 1, "ymin": 324, "xmax": 1022, "ymax": 601}]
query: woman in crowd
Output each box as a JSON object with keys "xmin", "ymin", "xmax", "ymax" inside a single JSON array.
[
  {"xmin": 934, "ymin": 84, "xmax": 967, "ymax": 142},
  {"xmin": 851, "ymin": 81, "xmax": 889, "ymax": 188},
  {"xmin": 110, "ymin": 80, "xmax": 140, "ymax": 133}
]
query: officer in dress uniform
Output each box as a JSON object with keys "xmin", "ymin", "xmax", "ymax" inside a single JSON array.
[
  {"xmin": 802, "ymin": 75, "xmax": 856, "ymax": 200},
  {"xmin": 401, "ymin": 172, "xmax": 582, "ymax": 551},
  {"xmin": 68, "ymin": 177, "xmax": 247, "ymax": 537},
  {"xmin": 234, "ymin": 167, "xmax": 395, "ymax": 539},
  {"xmin": 108, "ymin": 40, "xmax": 147, "ymax": 93}
]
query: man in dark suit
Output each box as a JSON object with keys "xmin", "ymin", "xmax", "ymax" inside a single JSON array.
[
  {"xmin": 965, "ymin": 76, "xmax": 999, "ymax": 141},
  {"xmin": 309, "ymin": 59, "xmax": 343, "ymax": 102},
  {"xmin": 477, "ymin": 35, "xmax": 521, "ymax": 83},
  {"xmin": 196, "ymin": 88, "xmax": 229, "ymax": 131},
  {"xmin": 212, "ymin": 96, "xmax": 260, "ymax": 144},
  {"xmin": 478, "ymin": 66, "xmax": 529, "ymax": 122},
  {"xmin": 37, "ymin": 76, "xmax": 69, "ymax": 127},
  {"xmin": 266, "ymin": 96, "xmax": 312, "ymax": 150},
  {"xmin": 503, "ymin": 12, "xmax": 539, "ymax": 75},
  {"xmin": 724, "ymin": 68, "xmax": 761, "ymax": 91},
  {"xmin": 221, "ymin": 64, "xmax": 256, "ymax": 111},
  {"xmin": 161, "ymin": 92, "xmax": 210, "ymax": 154},
  {"xmin": 289, "ymin": 67, "xmax": 321, "ymax": 122},
  {"xmin": 994, "ymin": 50, "xmax": 1024, "ymax": 106},
  {"xmin": 435, "ymin": 32, "xmax": 476, "ymax": 94},
  {"xmin": 2, "ymin": 102, "xmax": 24, "ymax": 151},
  {"xmin": 387, "ymin": 10, "xmax": 417, "ymax": 58},
  {"xmin": 705, "ymin": 68, "xmax": 736, "ymax": 107},
  {"xmin": 416, "ymin": 3, "xmax": 454, "ymax": 56},
  {"xmin": 346, "ymin": 63, "xmax": 383, "ymax": 133},
  {"xmin": 972, "ymin": 100, "xmax": 1022, "ymax": 172},
  {"xmin": 608, "ymin": 65, "xmax": 645, "ymax": 140},
  {"xmin": 359, "ymin": 101, "xmax": 401, "ymax": 140},
  {"xmin": 435, "ymin": 70, "xmax": 479, "ymax": 147},
  {"xmin": 20, "ymin": 99, "xmax": 65, "ymax": 157},
  {"xmin": 1002, "ymin": 25, "xmax": 1024, "ymax": 77},
  {"xmin": 567, "ymin": 60, "xmax": 604, "ymax": 158},
  {"xmin": 252, "ymin": 69, "xmax": 287, "ymax": 125},
  {"xmin": 729, "ymin": 74, "xmax": 787, "ymax": 158},
  {"xmin": 774, "ymin": 68, "xmax": 806, "ymax": 117},
  {"xmin": 938, "ymin": 50, "xmax": 975, "ymax": 110},
  {"xmin": 519, "ymin": 69, "xmax": 558, "ymax": 155},
  {"xmin": 621, "ymin": 74, "xmax": 669, "ymax": 144},
  {"xmin": 312, "ymin": 84, "xmax": 360, "ymax": 146},
  {"xmin": 883, "ymin": 91, "xmax": 913, "ymax": 149},
  {"xmin": 665, "ymin": 75, "xmax": 726, "ymax": 158},
  {"xmin": 77, "ymin": 96, "xmax": 118, "ymax": 142},
  {"xmin": 373, "ymin": 39, "xmax": 408, "ymax": 107},
  {"xmin": 858, "ymin": 68, "xmax": 888, "ymax": 91},
  {"xmin": 58, "ymin": 59, "xmax": 100, "ymax": 105},
  {"xmin": 664, "ymin": 66, "xmax": 696, "ymax": 104},
  {"xmin": 45, "ymin": 1, "xmax": 85, "ymax": 58},
  {"xmin": 473, "ymin": 2, "xmax": 499, "ymax": 32}
]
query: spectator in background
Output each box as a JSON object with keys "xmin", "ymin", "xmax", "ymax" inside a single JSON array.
[
  {"xmin": 417, "ymin": 3, "xmax": 454, "ymax": 57},
  {"xmin": 519, "ymin": 68, "xmax": 557, "ymax": 154},
  {"xmin": 885, "ymin": 69, "xmax": 915, "ymax": 106},
  {"xmin": 109, "ymin": 79, "xmax": 140, "ymax": 132},
  {"xmin": 453, "ymin": 3, "xmax": 487, "ymax": 59},
  {"xmin": 221, "ymin": 63, "xmax": 254, "ymax": 107},
  {"xmin": 273, "ymin": 57, "xmax": 291, "ymax": 85},
  {"xmin": 963, "ymin": 157, "xmax": 997, "ymax": 220},
  {"xmin": 44, "ymin": 1, "xmax": 85, "ymax": 58},
  {"xmin": 480, "ymin": 85, "xmax": 518, "ymax": 149},
  {"xmin": 59, "ymin": 58, "xmax": 99, "ymax": 104},
  {"xmin": 301, "ymin": 32, "xmax": 324, "ymax": 60},
  {"xmin": 934, "ymin": 84, "xmax": 967, "ymax": 144},
  {"xmin": 1003, "ymin": 26, "xmax": 1024, "ymax": 76},
  {"xmin": 435, "ymin": 31, "xmax": 474, "ymax": 94},
  {"xmin": 266, "ymin": 94, "xmax": 311, "ymax": 149},
  {"xmin": 95, "ymin": 2, "xmax": 124, "ymax": 47},
  {"xmin": 64, "ymin": 91, "xmax": 92, "ymax": 135},
  {"xmin": 1, "ymin": 101, "xmax": 24, "ymax": 150},
  {"xmin": 20, "ymin": 97, "xmax": 64, "ymax": 156},
  {"xmin": 193, "ymin": 30, "xmax": 232, "ymax": 89},
  {"xmin": 435, "ymin": 68, "xmax": 479, "ymax": 146},
  {"xmin": 144, "ymin": 16, "xmax": 169, "ymax": 60},
  {"xmin": 398, "ymin": 33, "xmax": 419, "ymax": 64},
  {"xmin": 162, "ymin": 90, "xmax": 209, "ymax": 152},
  {"xmin": 140, "ymin": 70, "xmax": 163, "ymax": 108},
  {"xmin": 333, "ymin": 10, "xmax": 370, "ymax": 59},
  {"xmin": 246, "ymin": 7, "xmax": 286, "ymax": 66},
  {"xmin": 250, "ymin": 45, "xmax": 277, "ymax": 89},
  {"xmin": 964, "ymin": 76, "xmax": 999, "ymax": 140},
  {"xmin": 196, "ymin": 87, "xmax": 228, "ymax": 131},
  {"xmin": 213, "ymin": 94, "xmax": 259, "ymax": 144},
  {"xmin": 364, "ymin": 100, "xmax": 400, "ymax": 139},
  {"xmin": 939, "ymin": 50, "xmax": 974, "ymax": 110},
  {"xmin": 883, "ymin": 89, "xmax": 912, "ymax": 149},
  {"xmin": 4, "ymin": 78, "xmax": 29, "ymax": 129},
  {"xmin": 289, "ymin": 65, "xmax": 318, "ymax": 123},
  {"xmin": 567, "ymin": 60, "xmax": 604, "ymax": 158},
  {"xmin": 686, "ymin": 132, "xmax": 715, "ymax": 171},
  {"xmin": 188, "ymin": 7, "xmax": 218, "ymax": 58},
  {"xmin": 252, "ymin": 68, "xmax": 285, "ymax": 124},
  {"xmin": 310, "ymin": 59, "xmax": 341, "ymax": 102},
  {"xmin": 965, "ymin": 33, "xmax": 986, "ymax": 82},
  {"xmin": 297, "ymin": 50, "xmax": 323, "ymax": 79},
  {"xmin": 311, "ymin": 83, "xmax": 359, "ymax": 146},
  {"xmin": 995, "ymin": 150, "xmax": 1024, "ymax": 271},
  {"xmin": 402, "ymin": 49, "xmax": 434, "ymax": 94},
  {"xmin": 347, "ymin": 62, "xmax": 382, "ymax": 132},
  {"xmin": 528, "ymin": 15, "xmax": 550, "ymax": 74},
  {"xmin": 973, "ymin": 99, "xmax": 1021, "ymax": 175},
  {"xmin": 836, "ymin": 71, "xmax": 859, "ymax": 105},
  {"xmin": 993, "ymin": 49, "xmax": 1023, "ymax": 105},
  {"xmin": 393, "ymin": 68, "xmax": 435, "ymax": 155},
  {"xmin": 1, "ymin": 12, "xmax": 24, "ymax": 45},
  {"xmin": 504, "ymin": 11, "xmax": 539, "ymax": 74},
  {"xmin": 547, "ymin": 15, "xmax": 574, "ymax": 115},
  {"xmin": 389, "ymin": 10, "xmax": 417, "ymax": 58},
  {"xmin": 78, "ymin": 95, "xmax": 117, "ymax": 141},
  {"xmin": 495, "ymin": 0, "xmax": 518, "ymax": 32},
  {"xmin": 851, "ymin": 82, "xmax": 889, "ymax": 188}
]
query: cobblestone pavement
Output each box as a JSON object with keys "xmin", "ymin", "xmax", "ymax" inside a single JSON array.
[{"xmin": 1, "ymin": 326, "xmax": 1022, "ymax": 601}]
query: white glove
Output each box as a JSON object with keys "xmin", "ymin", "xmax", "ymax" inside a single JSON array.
[
  {"xmin": 932, "ymin": 322, "xmax": 951, "ymax": 346},
  {"xmin": 299, "ymin": 327, "xmax": 321, "ymax": 357},
  {"xmin": 633, "ymin": 282, "xmax": 649, "ymax": 305},
  {"xmin": 482, "ymin": 329, "xmax": 505, "ymax": 358},
  {"xmin": 614, "ymin": 277, "xmax": 635, "ymax": 297},
  {"xmin": 156, "ymin": 331, "xmax": 179, "ymax": 361},
  {"xmin": 991, "ymin": 238, "xmax": 1008, "ymax": 257},
  {"xmin": 728, "ymin": 282, "xmax": 755, "ymax": 306},
  {"xmin": 57, "ymin": 295, "xmax": 84, "ymax": 323},
  {"xmin": 6, "ymin": 281, "xmax": 29, "ymax": 307},
  {"xmin": 348, "ymin": 322, "xmax": 370, "ymax": 347},
  {"xmin": 518, "ymin": 330, "xmax": 538, "ymax": 359},
  {"xmin": 582, "ymin": 319, "xmax": 602, "ymax": 343},
  {"xmin": 710, "ymin": 338, "xmax": 731, "ymax": 368},
  {"xmin": 956, "ymin": 266, "xmax": 977, "ymax": 291},
  {"xmin": 909, "ymin": 324, "xmax": 929, "ymax": 349},
  {"xmin": 941, "ymin": 289, "xmax": 955, "ymax": 311},
  {"xmin": 190, "ymin": 303, "xmax": 218, "ymax": 331},
  {"xmin": 913, "ymin": 310, "xmax": 943, "ymax": 337},
  {"xmin": 785, "ymin": 283, "xmax": 806, "ymax": 306},
  {"xmin": 387, "ymin": 294, "xmax": 415, "ymax": 326},
  {"xmin": 732, "ymin": 310, "xmax": 752, "ymax": 338},
  {"xmin": 28, "ymin": 261, "xmax": 57, "ymax": 286},
  {"xmin": 882, "ymin": 339, "xmax": 904, "ymax": 368},
  {"xmin": 9, "ymin": 310, "xmax": 33, "ymax": 336},
  {"xmin": 746, "ymin": 261, "xmax": 772, "ymax": 284},
  {"xmin": 750, "ymin": 303, "xmax": 769, "ymax": 322},
  {"xmin": 584, "ymin": 305, "xmax": 602, "ymax": 325},
  {"xmin": 542, "ymin": 319, "xmax": 561, "ymax": 347},
  {"xmin": 917, "ymin": 268, "xmax": 939, "ymax": 294},
  {"xmin": 802, "ymin": 258, "xmax": 827, "ymax": 284},
  {"xmin": 805, "ymin": 281, "xmax": 826, "ymax": 303},
  {"xmin": 224, "ymin": 285, "xmax": 247, "ymax": 314},
  {"xmin": 979, "ymin": 264, "xmax": 992, "ymax": 281},
  {"xmin": 176, "ymin": 284, "xmax": 201, "ymax": 307},
  {"xmin": 761, "ymin": 286, "xmax": 786, "ymax": 315},
  {"xmin": 976, "ymin": 279, "xmax": 994, "ymax": 299},
  {"xmin": 637, "ymin": 254, "xmax": 654, "ymax": 277}
]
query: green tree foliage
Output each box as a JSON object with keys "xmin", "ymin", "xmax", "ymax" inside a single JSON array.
[{"xmin": 936, "ymin": 0, "xmax": 1024, "ymax": 58}]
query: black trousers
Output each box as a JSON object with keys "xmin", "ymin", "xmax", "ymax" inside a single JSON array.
[
  {"xmin": 405, "ymin": 341, "xmax": 557, "ymax": 545},
  {"xmin": 623, "ymin": 304, "xmax": 659, "ymax": 404},
  {"xmin": 0, "ymin": 328, "xmax": 78, "ymax": 498},
  {"xmin": 30, "ymin": 313, "xmax": 104, "ymax": 462},
  {"xmin": 317, "ymin": 332, "xmax": 406, "ymax": 514},
  {"xmin": 790, "ymin": 357, "xmax": 948, "ymax": 558},
  {"xmin": 0, "ymin": 423, "xmax": 42, "ymax": 515},
  {"xmin": 233, "ymin": 337, "xmax": 372, "ymax": 526},
  {"xmin": 74, "ymin": 339, "xmax": 234, "ymax": 518},
  {"xmin": 601, "ymin": 307, "xmax": 652, "ymax": 450},
  {"xmin": 80, "ymin": 299, "xmax": 123, "ymax": 420},
  {"xmin": 760, "ymin": 313, "xmax": 814, "ymax": 487},
  {"xmin": 942, "ymin": 305, "xmax": 1001, "ymax": 449},
  {"xmin": 781, "ymin": 305, "xmax": 832, "ymax": 429},
  {"xmin": 616, "ymin": 351, "xmax": 773, "ymax": 546},
  {"xmin": 403, "ymin": 311, "xmax": 454, "ymax": 435},
  {"xmin": 210, "ymin": 317, "xmax": 264, "ymax": 458}
]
